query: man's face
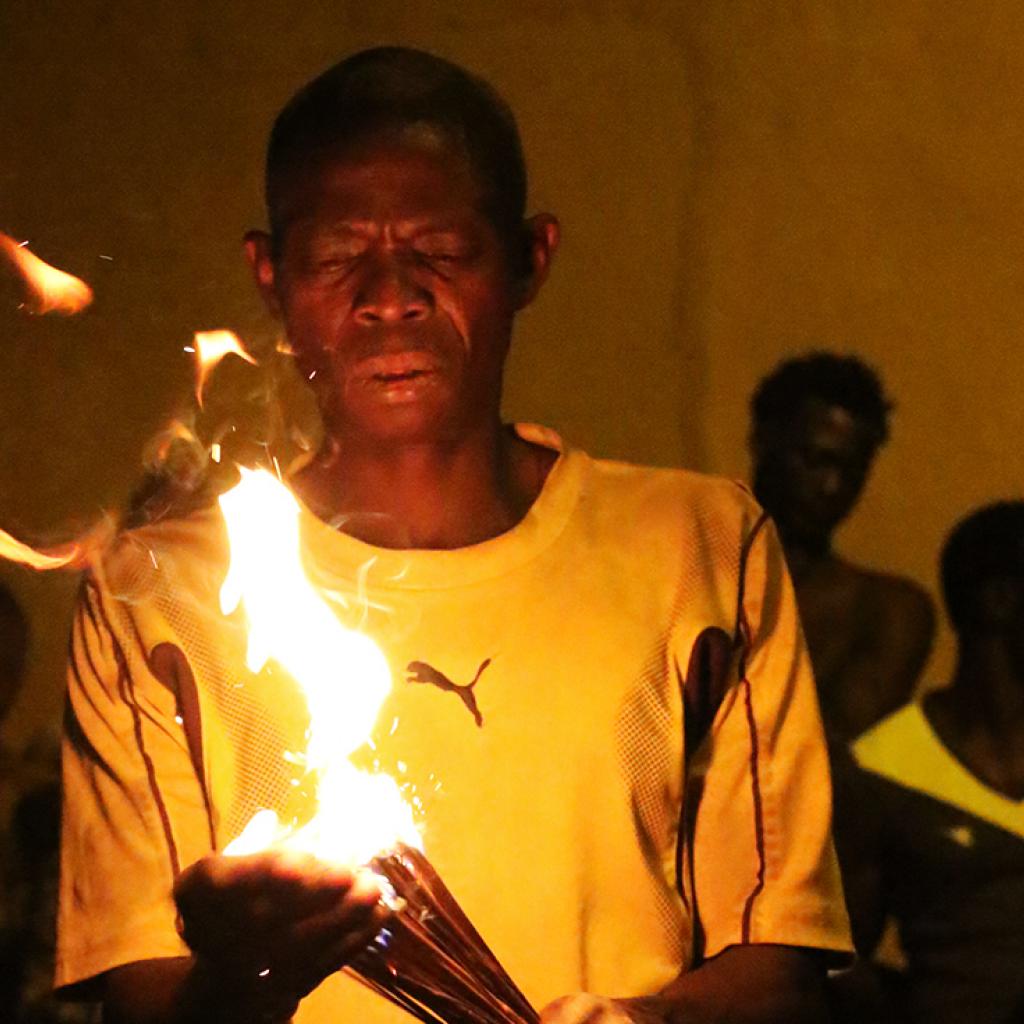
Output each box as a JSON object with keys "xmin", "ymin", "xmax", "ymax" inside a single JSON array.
[
  {"xmin": 753, "ymin": 398, "xmax": 879, "ymax": 545},
  {"xmin": 252, "ymin": 130, "xmax": 526, "ymax": 447}
]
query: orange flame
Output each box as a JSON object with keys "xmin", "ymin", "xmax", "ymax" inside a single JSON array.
[
  {"xmin": 219, "ymin": 469, "xmax": 420, "ymax": 864},
  {"xmin": 192, "ymin": 330, "xmax": 258, "ymax": 407},
  {"xmin": 0, "ymin": 232, "xmax": 94, "ymax": 315},
  {"xmin": 146, "ymin": 418, "xmax": 199, "ymax": 465},
  {"xmin": 0, "ymin": 527, "xmax": 83, "ymax": 570},
  {"xmin": 0, "ymin": 514, "xmax": 113, "ymax": 572}
]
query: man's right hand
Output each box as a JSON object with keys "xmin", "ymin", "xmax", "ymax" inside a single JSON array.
[
  {"xmin": 102, "ymin": 850, "xmax": 390, "ymax": 1024},
  {"xmin": 173, "ymin": 850, "xmax": 388, "ymax": 1011}
]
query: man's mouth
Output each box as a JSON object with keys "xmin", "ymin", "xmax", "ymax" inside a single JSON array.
[
  {"xmin": 373, "ymin": 367, "xmax": 432, "ymax": 383},
  {"xmin": 360, "ymin": 352, "xmax": 439, "ymax": 381},
  {"xmin": 352, "ymin": 351, "xmax": 444, "ymax": 401}
]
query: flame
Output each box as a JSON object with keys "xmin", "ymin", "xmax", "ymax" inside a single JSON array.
[
  {"xmin": 219, "ymin": 468, "xmax": 419, "ymax": 865},
  {"xmin": 146, "ymin": 418, "xmax": 199, "ymax": 467},
  {"xmin": 0, "ymin": 526, "xmax": 83, "ymax": 570},
  {"xmin": 0, "ymin": 232, "xmax": 93, "ymax": 315},
  {"xmin": 192, "ymin": 330, "xmax": 257, "ymax": 407}
]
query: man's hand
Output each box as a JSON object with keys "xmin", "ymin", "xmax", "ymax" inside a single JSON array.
[
  {"xmin": 99, "ymin": 851, "xmax": 389, "ymax": 1024},
  {"xmin": 540, "ymin": 994, "xmax": 639, "ymax": 1024},
  {"xmin": 173, "ymin": 850, "xmax": 388, "ymax": 1008},
  {"xmin": 103, "ymin": 851, "xmax": 389, "ymax": 1024}
]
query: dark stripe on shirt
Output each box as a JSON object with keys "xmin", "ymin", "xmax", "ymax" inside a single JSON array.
[
  {"xmin": 87, "ymin": 578, "xmax": 182, "ymax": 879},
  {"xmin": 736, "ymin": 512, "xmax": 769, "ymax": 941}
]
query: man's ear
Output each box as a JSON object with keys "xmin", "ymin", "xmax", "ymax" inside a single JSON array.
[
  {"xmin": 515, "ymin": 213, "xmax": 560, "ymax": 310},
  {"xmin": 243, "ymin": 229, "xmax": 282, "ymax": 319},
  {"xmin": 749, "ymin": 422, "xmax": 775, "ymax": 464}
]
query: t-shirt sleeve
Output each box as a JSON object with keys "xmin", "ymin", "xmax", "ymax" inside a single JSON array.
[
  {"xmin": 691, "ymin": 513, "xmax": 852, "ymax": 962},
  {"xmin": 57, "ymin": 572, "xmax": 213, "ymax": 993}
]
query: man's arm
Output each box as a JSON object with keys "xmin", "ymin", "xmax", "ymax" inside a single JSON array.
[
  {"xmin": 833, "ymin": 575, "xmax": 935, "ymax": 739},
  {"xmin": 103, "ymin": 957, "xmax": 270, "ymax": 1024},
  {"xmin": 542, "ymin": 946, "xmax": 826, "ymax": 1024},
  {"xmin": 635, "ymin": 946, "xmax": 827, "ymax": 1024}
]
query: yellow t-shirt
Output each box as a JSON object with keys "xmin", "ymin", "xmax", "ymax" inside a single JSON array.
[{"xmin": 58, "ymin": 429, "xmax": 850, "ymax": 1020}]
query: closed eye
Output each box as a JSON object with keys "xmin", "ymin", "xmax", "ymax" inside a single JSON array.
[{"xmin": 417, "ymin": 250, "xmax": 460, "ymax": 263}]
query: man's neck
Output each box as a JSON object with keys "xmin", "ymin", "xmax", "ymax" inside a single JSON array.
[
  {"xmin": 777, "ymin": 530, "xmax": 834, "ymax": 582},
  {"xmin": 292, "ymin": 422, "xmax": 556, "ymax": 550},
  {"xmin": 944, "ymin": 643, "xmax": 1024, "ymax": 741},
  {"xmin": 927, "ymin": 646, "xmax": 1024, "ymax": 799}
]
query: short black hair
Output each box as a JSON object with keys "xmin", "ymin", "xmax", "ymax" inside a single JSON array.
[
  {"xmin": 751, "ymin": 351, "xmax": 892, "ymax": 445},
  {"xmin": 266, "ymin": 47, "xmax": 527, "ymax": 253},
  {"xmin": 941, "ymin": 500, "xmax": 1024, "ymax": 633}
]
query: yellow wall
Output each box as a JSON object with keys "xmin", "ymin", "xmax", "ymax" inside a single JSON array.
[{"xmin": 2, "ymin": 2, "xmax": 1022, "ymax": 749}]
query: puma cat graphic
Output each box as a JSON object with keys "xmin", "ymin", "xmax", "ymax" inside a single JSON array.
[{"xmin": 405, "ymin": 658, "xmax": 492, "ymax": 727}]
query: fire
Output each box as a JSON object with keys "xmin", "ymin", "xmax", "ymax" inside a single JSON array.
[
  {"xmin": 219, "ymin": 468, "xmax": 419, "ymax": 865},
  {"xmin": 0, "ymin": 526, "xmax": 84, "ymax": 570},
  {"xmin": 192, "ymin": 329, "xmax": 258, "ymax": 407},
  {"xmin": 0, "ymin": 231, "xmax": 93, "ymax": 315}
]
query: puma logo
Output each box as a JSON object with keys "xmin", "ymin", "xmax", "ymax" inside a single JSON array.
[{"xmin": 405, "ymin": 658, "xmax": 491, "ymax": 727}]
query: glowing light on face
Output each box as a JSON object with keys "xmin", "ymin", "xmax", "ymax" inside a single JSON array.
[
  {"xmin": 193, "ymin": 330, "xmax": 258, "ymax": 407},
  {"xmin": 0, "ymin": 232, "xmax": 94, "ymax": 315},
  {"xmin": 219, "ymin": 468, "xmax": 419, "ymax": 864}
]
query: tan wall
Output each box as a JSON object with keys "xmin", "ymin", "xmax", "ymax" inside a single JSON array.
[{"xmin": 1, "ymin": 2, "xmax": 1022, "ymax": 749}]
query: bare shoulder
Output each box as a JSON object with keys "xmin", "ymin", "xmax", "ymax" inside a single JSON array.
[{"xmin": 848, "ymin": 562, "xmax": 936, "ymax": 638}]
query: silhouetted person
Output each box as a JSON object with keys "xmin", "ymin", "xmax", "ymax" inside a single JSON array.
[
  {"xmin": 750, "ymin": 352, "xmax": 934, "ymax": 744},
  {"xmin": 0, "ymin": 583, "xmax": 96, "ymax": 1024},
  {"xmin": 852, "ymin": 501, "xmax": 1024, "ymax": 1024},
  {"xmin": 0, "ymin": 581, "xmax": 30, "ymax": 1019},
  {"xmin": 0, "ymin": 582, "xmax": 28, "ymax": 729}
]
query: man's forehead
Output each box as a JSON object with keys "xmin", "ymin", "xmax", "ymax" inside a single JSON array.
[
  {"xmin": 796, "ymin": 398, "xmax": 877, "ymax": 450},
  {"xmin": 282, "ymin": 130, "xmax": 483, "ymax": 215}
]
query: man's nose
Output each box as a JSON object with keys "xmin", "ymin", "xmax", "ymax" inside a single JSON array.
[{"xmin": 353, "ymin": 253, "xmax": 432, "ymax": 325}]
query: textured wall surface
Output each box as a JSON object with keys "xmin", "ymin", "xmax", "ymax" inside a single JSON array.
[{"xmin": 2, "ymin": 2, "xmax": 1022, "ymax": 745}]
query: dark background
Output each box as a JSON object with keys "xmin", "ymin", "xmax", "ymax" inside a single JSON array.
[{"xmin": 3, "ymin": 1, "xmax": 1023, "ymax": 756}]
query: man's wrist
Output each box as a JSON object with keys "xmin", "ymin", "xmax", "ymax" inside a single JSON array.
[{"xmin": 180, "ymin": 956, "xmax": 299, "ymax": 1024}]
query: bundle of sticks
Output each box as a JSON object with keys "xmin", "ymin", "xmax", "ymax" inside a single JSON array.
[{"xmin": 349, "ymin": 843, "xmax": 538, "ymax": 1024}]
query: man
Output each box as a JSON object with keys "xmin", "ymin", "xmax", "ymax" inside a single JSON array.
[
  {"xmin": 57, "ymin": 48, "xmax": 850, "ymax": 1024},
  {"xmin": 852, "ymin": 501, "xmax": 1024, "ymax": 1023},
  {"xmin": 749, "ymin": 353, "xmax": 934, "ymax": 744}
]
